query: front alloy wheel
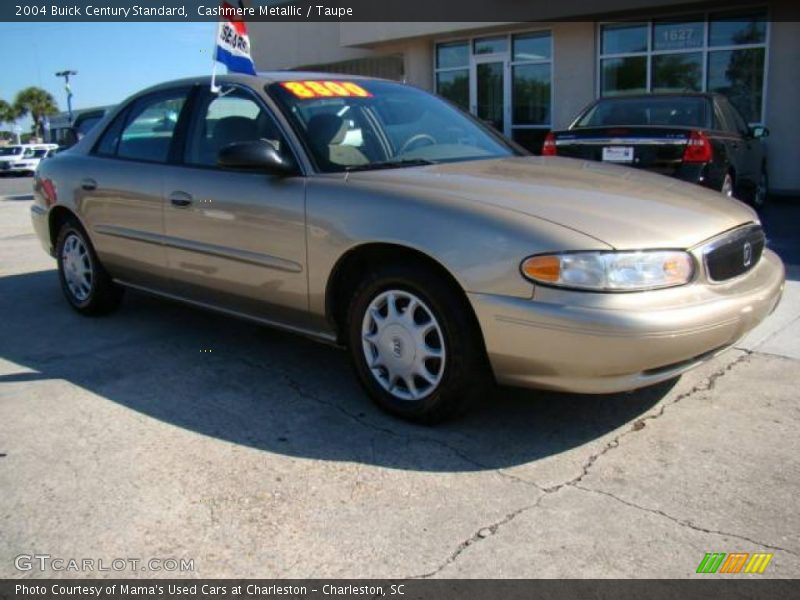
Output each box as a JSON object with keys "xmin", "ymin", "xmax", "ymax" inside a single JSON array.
[
  {"xmin": 347, "ymin": 263, "xmax": 490, "ymax": 423},
  {"xmin": 361, "ymin": 289, "xmax": 446, "ymax": 401}
]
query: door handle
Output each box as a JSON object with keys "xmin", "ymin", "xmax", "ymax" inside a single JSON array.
[
  {"xmin": 80, "ymin": 178, "xmax": 97, "ymax": 191},
  {"xmin": 169, "ymin": 191, "xmax": 193, "ymax": 207}
]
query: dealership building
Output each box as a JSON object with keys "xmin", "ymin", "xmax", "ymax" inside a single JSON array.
[{"xmin": 249, "ymin": 0, "xmax": 799, "ymax": 194}]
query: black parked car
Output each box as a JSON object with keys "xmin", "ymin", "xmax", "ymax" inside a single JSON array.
[{"xmin": 542, "ymin": 93, "xmax": 769, "ymax": 208}]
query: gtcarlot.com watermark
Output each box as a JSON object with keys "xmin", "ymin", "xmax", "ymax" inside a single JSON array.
[{"xmin": 15, "ymin": 553, "xmax": 194, "ymax": 573}]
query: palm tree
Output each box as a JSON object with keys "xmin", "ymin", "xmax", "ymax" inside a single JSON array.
[
  {"xmin": 0, "ymin": 99, "xmax": 22, "ymax": 143},
  {"xmin": 0, "ymin": 99, "xmax": 18, "ymax": 126},
  {"xmin": 14, "ymin": 87, "xmax": 59, "ymax": 139}
]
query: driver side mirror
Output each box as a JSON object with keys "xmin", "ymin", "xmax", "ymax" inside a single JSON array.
[
  {"xmin": 218, "ymin": 140, "xmax": 297, "ymax": 176},
  {"xmin": 750, "ymin": 125, "xmax": 769, "ymax": 139}
]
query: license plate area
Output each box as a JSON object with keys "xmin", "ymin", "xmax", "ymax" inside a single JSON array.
[{"xmin": 602, "ymin": 146, "xmax": 634, "ymax": 163}]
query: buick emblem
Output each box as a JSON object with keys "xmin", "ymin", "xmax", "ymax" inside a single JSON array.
[
  {"xmin": 743, "ymin": 241, "xmax": 753, "ymax": 268},
  {"xmin": 391, "ymin": 338, "xmax": 403, "ymax": 357}
]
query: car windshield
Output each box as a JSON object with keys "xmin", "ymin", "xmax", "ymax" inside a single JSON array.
[
  {"xmin": 268, "ymin": 79, "xmax": 518, "ymax": 173},
  {"xmin": 575, "ymin": 97, "xmax": 709, "ymax": 128},
  {"xmin": 0, "ymin": 146, "xmax": 23, "ymax": 156}
]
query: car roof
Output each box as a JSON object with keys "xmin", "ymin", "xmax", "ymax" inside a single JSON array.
[{"xmin": 134, "ymin": 72, "xmax": 385, "ymax": 96}]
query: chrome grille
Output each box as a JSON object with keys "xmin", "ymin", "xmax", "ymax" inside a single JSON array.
[{"xmin": 703, "ymin": 224, "xmax": 765, "ymax": 282}]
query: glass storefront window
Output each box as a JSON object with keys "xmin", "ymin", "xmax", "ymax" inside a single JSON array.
[
  {"xmin": 435, "ymin": 70, "xmax": 469, "ymax": 111},
  {"xmin": 653, "ymin": 20, "xmax": 704, "ymax": 51},
  {"xmin": 436, "ymin": 42, "xmax": 468, "ymax": 69},
  {"xmin": 598, "ymin": 9, "xmax": 767, "ymax": 122},
  {"xmin": 601, "ymin": 56, "xmax": 647, "ymax": 96},
  {"xmin": 512, "ymin": 63, "xmax": 551, "ymax": 125},
  {"xmin": 435, "ymin": 31, "xmax": 553, "ymax": 154},
  {"xmin": 707, "ymin": 48, "xmax": 765, "ymax": 123},
  {"xmin": 709, "ymin": 11, "xmax": 767, "ymax": 47},
  {"xmin": 474, "ymin": 36, "xmax": 508, "ymax": 55},
  {"xmin": 601, "ymin": 23, "xmax": 648, "ymax": 54},
  {"xmin": 652, "ymin": 52, "xmax": 703, "ymax": 92},
  {"xmin": 513, "ymin": 32, "xmax": 551, "ymax": 61}
]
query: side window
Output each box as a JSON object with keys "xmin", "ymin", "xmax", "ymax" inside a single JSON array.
[
  {"xmin": 712, "ymin": 101, "xmax": 730, "ymax": 132},
  {"xmin": 727, "ymin": 102, "xmax": 749, "ymax": 135},
  {"xmin": 116, "ymin": 92, "xmax": 188, "ymax": 163},
  {"xmin": 719, "ymin": 98, "xmax": 747, "ymax": 135},
  {"xmin": 94, "ymin": 110, "xmax": 129, "ymax": 157},
  {"xmin": 185, "ymin": 90, "xmax": 284, "ymax": 167}
]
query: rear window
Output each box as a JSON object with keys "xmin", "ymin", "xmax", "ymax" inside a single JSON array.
[{"xmin": 576, "ymin": 97, "xmax": 709, "ymax": 128}]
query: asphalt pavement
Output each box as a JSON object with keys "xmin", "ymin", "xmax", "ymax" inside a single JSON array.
[{"xmin": 1, "ymin": 175, "xmax": 798, "ymax": 578}]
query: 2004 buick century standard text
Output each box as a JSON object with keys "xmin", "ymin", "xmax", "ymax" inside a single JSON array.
[{"xmin": 30, "ymin": 74, "xmax": 785, "ymax": 423}]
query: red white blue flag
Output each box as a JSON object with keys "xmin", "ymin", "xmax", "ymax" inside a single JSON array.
[{"xmin": 214, "ymin": 1, "xmax": 256, "ymax": 76}]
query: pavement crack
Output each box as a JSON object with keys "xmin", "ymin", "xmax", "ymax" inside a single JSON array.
[
  {"xmin": 411, "ymin": 495, "xmax": 546, "ymax": 579},
  {"xmin": 543, "ymin": 351, "xmax": 752, "ymax": 493},
  {"xmin": 574, "ymin": 484, "xmax": 799, "ymax": 556}
]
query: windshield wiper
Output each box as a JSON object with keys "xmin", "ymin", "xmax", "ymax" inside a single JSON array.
[{"xmin": 344, "ymin": 158, "xmax": 438, "ymax": 172}]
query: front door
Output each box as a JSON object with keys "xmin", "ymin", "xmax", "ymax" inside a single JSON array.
[
  {"xmin": 161, "ymin": 87, "xmax": 309, "ymax": 329},
  {"xmin": 471, "ymin": 55, "xmax": 509, "ymax": 136}
]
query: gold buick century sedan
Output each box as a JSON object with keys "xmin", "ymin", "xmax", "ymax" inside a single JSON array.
[{"xmin": 31, "ymin": 74, "xmax": 785, "ymax": 422}]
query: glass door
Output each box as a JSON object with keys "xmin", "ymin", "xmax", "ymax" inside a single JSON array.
[{"xmin": 471, "ymin": 55, "xmax": 509, "ymax": 135}]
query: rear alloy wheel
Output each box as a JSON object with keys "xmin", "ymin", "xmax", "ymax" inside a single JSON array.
[
  {"xmin": 56, "ymin": 221, "xmax": 123, "ymax": 315},
  {"xmin": 347, "ymin": 264, "xmax": 489, "ymax": 423},
  {"xmin": 721, "ymin": 173, "xmax": 735, "ymax": 198}
]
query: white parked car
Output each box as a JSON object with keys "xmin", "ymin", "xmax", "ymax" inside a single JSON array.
[{"xmin": 0, "ymin": 144, "xmax": 58, "ymax": 176}]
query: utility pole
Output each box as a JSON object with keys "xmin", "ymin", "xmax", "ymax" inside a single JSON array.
[{"xmin": 55, "ymin": 70, "xmax": 78, "ymax": 121}]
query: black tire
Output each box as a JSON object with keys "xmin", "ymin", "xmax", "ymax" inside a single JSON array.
[
  {"xmin": 346, "ymin": 262, "xmax": 490, "ymax": 424},
  {"xmin": 56, "ymin": 219, "xmax": 123, "ymax": 316}
]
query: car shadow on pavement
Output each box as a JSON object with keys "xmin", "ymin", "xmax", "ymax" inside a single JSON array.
[{"xmin": 0, "ymin": 269, "xmax": 671, "ymax": 472}]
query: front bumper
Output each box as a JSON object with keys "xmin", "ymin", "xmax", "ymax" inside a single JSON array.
[{"xmin": 469, "ymin": 248, "xmax": 785, "ymax": 394}]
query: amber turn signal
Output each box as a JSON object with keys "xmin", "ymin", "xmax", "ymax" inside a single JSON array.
[{"xmin": 521, "ymin": 255, "xmax": 561, "ymax": 282}]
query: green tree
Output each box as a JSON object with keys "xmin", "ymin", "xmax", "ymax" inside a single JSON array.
[
  {"xmin": 13, "ymin": 87, "xmax": 59, "ymax": 139},
  {"xmin": 0, "ymin": 99, "xmax": 20, "ymax": 126}
]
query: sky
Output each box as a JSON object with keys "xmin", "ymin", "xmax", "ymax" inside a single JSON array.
[{"xmin": 0, "ymin": 22, "xmax": 217, "ymax": 128}]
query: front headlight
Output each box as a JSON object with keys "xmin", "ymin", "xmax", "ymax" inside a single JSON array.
[{"xmin": 521, "ymin": 250, "xmax": 694, "ymax": 291}]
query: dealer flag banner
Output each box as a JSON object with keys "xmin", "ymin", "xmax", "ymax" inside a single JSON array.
[{"xmin": 213, "ymin": 1, "xmax": 256, "ymax": 78}]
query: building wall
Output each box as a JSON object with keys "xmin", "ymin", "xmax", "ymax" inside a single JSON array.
[
  {"xmin": 764, "ymin": 17, "xmax": 800, "ymax": 194},
  {"xmin": 250, "ymin": 23, "xmax": 372, "ymax": 70},
  {"xmin": 550, "ymin": 22, "xmax": 596, "ymax": 129}
]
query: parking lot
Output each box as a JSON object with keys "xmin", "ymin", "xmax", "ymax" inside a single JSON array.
[{"xmin": 1, "ymin": 174, "xmax": 798, "ymax": 578}]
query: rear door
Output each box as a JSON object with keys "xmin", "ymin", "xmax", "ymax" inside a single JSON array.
[
  {"xmin": 716, "ymin": 97, "xmax": 762, "ymax": 186},
  {"xmin": 75, "ymin": 88, "xmax": 191, "ymax": 288},
  {"xmin": 160, "ymin": 86, "xmax": 309, "ymax": 328}
]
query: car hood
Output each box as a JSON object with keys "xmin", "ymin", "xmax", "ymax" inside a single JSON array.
[{"xmin": 347, "ymin": 156, "xmax": 758, "ymax": 250}]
